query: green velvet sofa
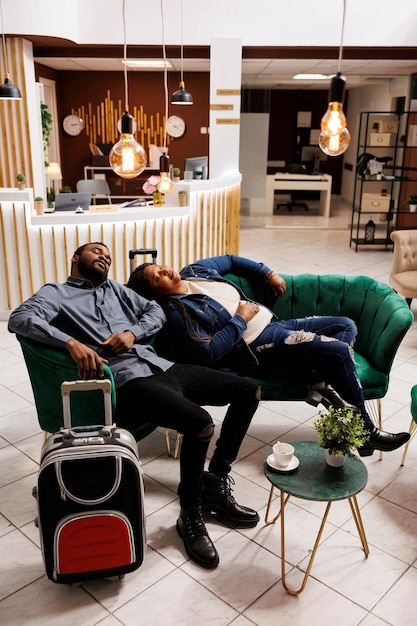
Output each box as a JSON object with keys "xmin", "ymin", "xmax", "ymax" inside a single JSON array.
[{"xmin": 155, "ymin": 273, "xmax": 414, "ymax": 426}]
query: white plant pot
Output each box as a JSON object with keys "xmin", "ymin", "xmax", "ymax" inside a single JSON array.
[
  {"xmin": 325, "ymin": 449, "xmax": 346, "ymax": 467},
  {"xmin": 409, "ymin": 204, "xmax": 417, "ymax": 213}
]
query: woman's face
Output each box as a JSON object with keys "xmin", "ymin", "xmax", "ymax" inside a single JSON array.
[{"xmin": 143, "ymin": 264, "xmax": 185, "ymax": 296}]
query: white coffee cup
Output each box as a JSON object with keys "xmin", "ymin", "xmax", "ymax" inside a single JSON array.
[{"xmin": 272, "ymin": 442, "xmax": 294, "ymax": 467}]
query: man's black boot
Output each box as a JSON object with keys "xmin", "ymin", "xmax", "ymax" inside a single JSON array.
[
  {"xmin": 176, "ymin": 505, "xmax": 219, "ymax": 569},
  {"xmin": 358, "ymin": 425, "xmax": 410, "ymax": 457},
  {"xmin": 201, "ymin": 471, "xmax": 260, "ymax": 528}
]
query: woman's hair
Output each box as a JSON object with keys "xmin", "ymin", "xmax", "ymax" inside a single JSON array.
[
  {"xmin": 127, "ymin": 263, "xmax": 155, "ymax": 300},
  {"xmin": 127, "ymin": 262, "xmax": 209, "ymax": 345}
]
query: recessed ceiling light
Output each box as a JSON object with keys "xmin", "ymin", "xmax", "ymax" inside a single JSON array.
[
  {"xmin": 293, "ymin": 73, "xmax": 330, "ymax": 80},
  {"xmin": 122, "ymin": 59, "xmax": 173, "ymax": 69}
]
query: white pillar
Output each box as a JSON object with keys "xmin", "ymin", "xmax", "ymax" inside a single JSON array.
[{"xmin": 209, "ymin": 39, "xmax": 242, "ymax": 179}]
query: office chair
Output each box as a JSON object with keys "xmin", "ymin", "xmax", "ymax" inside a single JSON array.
[
  {"xmin": 274, "ymin": 163, "xmax": 309, "ymax": 212},
  {"xmin": 76, "ymin": 179, "xmax": 112, "ymax": 204}
]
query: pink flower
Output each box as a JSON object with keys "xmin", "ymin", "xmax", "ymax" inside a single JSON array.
[{"xmin": 142, "ymin": 175, "xmax": 160, "ymax": 194}]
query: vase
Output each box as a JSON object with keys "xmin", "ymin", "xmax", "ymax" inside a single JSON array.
[
  {"xmin": 18, "ymin": 182, "xmax": 25, "ymax": 190},
  {"xmin": 325, "ymin": 449, "xmax": 346, "ymax": 467},
  {"xmin": 153, "ymin": 191, "xmax": 163, "ymax": 207},
  {"xmin": 178, "ymin": 192, "xmax": 187, "ymax": 207}
]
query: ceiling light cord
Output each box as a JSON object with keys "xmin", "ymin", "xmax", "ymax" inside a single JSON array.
[
  {"xmin": 179, "ymin": 0, "xmax": 184, "ymax": 84},
  {"xmin": 160, "ymin": 0, "xmax": 168, "ymax": 150},
  {"xmin": 337, "ymin": 0, "xmax": 346, "ymax": 74},
  {"xmin": 0, "ymin": 0, "xmax": 7, "ymax": 71},
  {"xmin": 122, "ymin": 0, "xmax": 129, "ymax": 111}
]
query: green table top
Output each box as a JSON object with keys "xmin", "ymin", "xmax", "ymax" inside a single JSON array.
[{"xmin": 264, "ymin": 441, "xmax": 368, "ymax": 502}]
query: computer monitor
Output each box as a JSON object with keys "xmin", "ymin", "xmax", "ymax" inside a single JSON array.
[
  {"xmin": 184, "ymin": 156, "xmax": 208, "ymax": 180},
  {"xmin": 301, "ymin": 146, "xmax": 327, "ymax": 174}
]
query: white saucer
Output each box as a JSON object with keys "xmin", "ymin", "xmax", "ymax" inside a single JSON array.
[{"xmin": 266, "ymin": 453, "xmax": 300, "ymax": 473}]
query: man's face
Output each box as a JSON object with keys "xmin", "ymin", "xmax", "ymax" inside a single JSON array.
[{"xmin": 72, "ymin": 244, "xmax": 112, "ymax": 285}]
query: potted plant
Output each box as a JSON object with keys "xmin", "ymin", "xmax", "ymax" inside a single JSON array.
[
  {"xmin": 173, "ymin": 167, "xmax": 181, "ymax": 183},
  {"xmin": 178, "ymin": 189, "xmax": 187, "ymax": 207},
  {"xmin": 34, "ymin": 196, "xmax": 45, "ymax": 215},
  {"xmin": 406, "ymin": 194, "xmax": 417, "ymax": 214},
  {"xmin": 16, "ymin": 173, "xmax": 25, "ymax": 190},
  {"xmin": 313, "ymin": 407, "xmax": 370, "ymax": 467},
  {"xmin": 47, "ymin": 188, "xmax": 55, "ymax": 208}
]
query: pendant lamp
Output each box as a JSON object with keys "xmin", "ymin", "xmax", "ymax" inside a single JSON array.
[
  {"xmin": 157, "ymin": 0, "xmax": 173, "ymax": 194},
  {"xmin": 0, "ymin": 0, "xmax": 22, "ymax": 100},
  {"xmin": 318, "ymin": 0, "xmax": 350, "ymax": 157},
  {"xmin": 171, "ymin": 0, "xmax": 193, "ymax": 105},
  {"xmin": 109, "ymin": 0, "xmax": 146, "ymax": 178}
]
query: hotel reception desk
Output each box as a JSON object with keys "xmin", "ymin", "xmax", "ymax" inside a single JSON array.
[{"xmin": 0, "ymin": 175, "xmax": 241, "ymax": 318}]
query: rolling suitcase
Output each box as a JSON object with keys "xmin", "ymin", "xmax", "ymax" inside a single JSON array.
[
  {"xmin": 128, "ymin": 247, "xmax": 157, "ymax": 273},
  {"xmin": 37, "ymin": 379, "xmax": 146, "ymax": 584}
]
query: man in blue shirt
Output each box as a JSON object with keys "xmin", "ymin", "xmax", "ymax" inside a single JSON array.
[{"xmin": 8, "ymin": 242, "xmax": 261, "ymax": 570}]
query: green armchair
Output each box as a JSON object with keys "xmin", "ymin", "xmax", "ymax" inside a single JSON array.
[
  {"xmin": 223, "ymin": 273, "xmax": 413, "ymax": 421},
  {"xmin": 16, "ymin": 335, "xmax": 156, "ymax": 442}
]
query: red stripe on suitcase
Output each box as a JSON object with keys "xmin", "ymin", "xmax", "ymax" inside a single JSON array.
[{"xmin": 56, "ymin": 512, "xmax": 135, "ymax": 575}]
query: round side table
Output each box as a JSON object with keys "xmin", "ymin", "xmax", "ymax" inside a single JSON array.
[{"xmin": 263, "ymin": 440, "xmax": 369, "ymax": 595}]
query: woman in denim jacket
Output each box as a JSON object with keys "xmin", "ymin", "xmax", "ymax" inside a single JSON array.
[{"xmin": 127, "ymin": 254, "xmax": 409, "ymax": 457}]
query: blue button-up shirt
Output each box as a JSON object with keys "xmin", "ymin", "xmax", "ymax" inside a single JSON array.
[{"xmin": 8, "ymin": 276, "xmax": 173, "ymax": 387}]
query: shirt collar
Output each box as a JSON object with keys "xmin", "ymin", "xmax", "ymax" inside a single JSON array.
[{"xmin": 67, "ymin": 276, "xmax": 109, "ymax": 289}]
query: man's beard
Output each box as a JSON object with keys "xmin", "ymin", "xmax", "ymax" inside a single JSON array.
[{"xmin": 77, "ymin": 257, "xmax": 108, "ymax": 286}]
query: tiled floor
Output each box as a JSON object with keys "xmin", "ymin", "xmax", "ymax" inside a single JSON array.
[{"xmin": 2, "ymin": 199, "xmax": 417, "ymax": 625}]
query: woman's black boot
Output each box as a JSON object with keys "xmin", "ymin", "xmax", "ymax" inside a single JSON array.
[
  {"xmin": 305, "ymin": 381, "xmax": 360, "ymax": 413},
  {"xmin": 358, "ymin": 425, "xmax": 410, "ymax": 457}
]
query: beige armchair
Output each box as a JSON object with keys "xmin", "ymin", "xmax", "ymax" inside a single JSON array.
[{"xmin": 389, "ymin": 230, "xmax": 417, "ymax": 307}]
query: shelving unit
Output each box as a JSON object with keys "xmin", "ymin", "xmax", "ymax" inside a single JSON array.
[{"xmin": 350, "ymin": 111, "xmax": 417, "ymax": 252}]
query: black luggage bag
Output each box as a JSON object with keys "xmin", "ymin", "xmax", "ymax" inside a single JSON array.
[{"xmin": 37, "ymin": 379, "xmax": 146, "ymax": 584}]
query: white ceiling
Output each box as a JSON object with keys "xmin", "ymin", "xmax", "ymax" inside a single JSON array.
[{"xmin": 35, "ymin": 55, "xmax": 417, "ymax": 89}]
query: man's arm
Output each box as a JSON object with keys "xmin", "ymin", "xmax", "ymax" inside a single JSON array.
[{"xmin": 8, "ymin": 285, "xmax": 108, "ymax": 379}]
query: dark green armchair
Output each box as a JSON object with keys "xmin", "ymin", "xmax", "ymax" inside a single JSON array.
[{"xmin": 16, "ymin": 335, "xmax": 156, "ymax": 442}]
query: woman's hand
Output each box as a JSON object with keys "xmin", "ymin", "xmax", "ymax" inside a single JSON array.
[
  {"xmin": 268, "ymin": 273, "xmax": 287, "ymax": 297},
  {"xmin": 237, "ymin": 301, "xmax": 260, "ymax": 322}
]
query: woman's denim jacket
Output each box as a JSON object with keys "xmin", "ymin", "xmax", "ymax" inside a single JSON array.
[{"xmin": 165, "ymin": 254, "xmax": 272, "ymax": 374}]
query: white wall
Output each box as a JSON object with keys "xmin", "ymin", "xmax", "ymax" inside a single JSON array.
[{"xmin": 2, "ymin": 1, "xmax": 417, "ymax": 48}]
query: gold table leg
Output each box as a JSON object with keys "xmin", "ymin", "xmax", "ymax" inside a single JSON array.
[{"xmin": 265, "ymin": 487, "xmax": 369, "ymax": 595}]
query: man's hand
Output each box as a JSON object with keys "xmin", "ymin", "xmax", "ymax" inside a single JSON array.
[
  {"xmin": 65, "ymin": 338, "xmax": 109, "ymax": 379},
  {"xmin": 237, "ymin": 301, "xmax": 260, "ymax": 322},
  {"xmin": 101, "ymin": 330, "xmax": 136, "ymax": 354},
  {"xmin": 268, "ymin": 274, "xmax": 287, "ymax": 297}
]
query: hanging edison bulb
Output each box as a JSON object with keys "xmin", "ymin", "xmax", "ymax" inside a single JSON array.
[
  {"xmin": 157, "ymin": 153, "xmax": 174, "ymax": 193},
  {"xmin": 318, "ymin": 73, "xmax": 351, "ymax": 157},
  {"xmin": 109, "ymin": 113, "xmax": 147, "ymax": 178}
]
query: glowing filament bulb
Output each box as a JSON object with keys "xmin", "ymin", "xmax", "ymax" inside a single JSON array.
[
  {"xmin": 157, "ymin": 153, "xmax": 173, "ymax": 193},
  {"xmin": 109, "ymin": 113, "xmax": 147, "ymax": 179},
  {"xmin": 319, "ymin": 73, "xmax": 351, "ymax": 157}
]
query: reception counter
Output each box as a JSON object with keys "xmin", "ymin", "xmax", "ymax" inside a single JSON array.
[{"xmin": 0, "ymin": 175, "xmax": 241, "ymax": 318}]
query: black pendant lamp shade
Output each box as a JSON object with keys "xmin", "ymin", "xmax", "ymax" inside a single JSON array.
[
  {"xmin": 0, "ymin": 72, "xmax": 22, "ymax": 100},
  {"xmin": 171, "ymin": 81, "xmax": 193, "ymax": 105}
]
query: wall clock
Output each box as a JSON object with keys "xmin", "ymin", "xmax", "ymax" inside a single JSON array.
[
  {"xmin": 166, "ymin": 115, "xmax": 185, "ymax": 138},
  {"xmin": 62, "ymin": 114, "xmax": 85, "ymax": 136}
]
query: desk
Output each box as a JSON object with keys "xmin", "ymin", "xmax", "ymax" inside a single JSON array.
[
  {"xmin": 263, "ymin": 441, "xmax": 368, "ymax": 595},
  {"xmin": 266, "ymin": 174, "xmax": 332, "ymax": 217}
]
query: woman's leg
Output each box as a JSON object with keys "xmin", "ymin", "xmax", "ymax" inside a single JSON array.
[{"xmin": 251, "ymin": 320, "xmax": 367, "ymax": 417}]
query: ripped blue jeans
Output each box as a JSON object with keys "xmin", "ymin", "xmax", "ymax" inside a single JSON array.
[{"xmin": 250, "ymin": 315, "xmax": 369, "ymax": 422}]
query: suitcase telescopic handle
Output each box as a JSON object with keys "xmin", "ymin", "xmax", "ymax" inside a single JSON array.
[
  {"xmin": 129, "ymin": 248, "xmax": 157, "ymax": 261},
  {"xmin": 61, "ymin": 379, "xmax": 113, "ymax": 430}
]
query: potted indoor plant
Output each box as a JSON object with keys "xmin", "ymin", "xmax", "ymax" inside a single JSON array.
[
  {"xmin": 173, "ymin": 167, "xmax": 181, "ymax": 182},
  {"xmin": 178, "ymin": 189, "xmax": 187, "ymax": 207},
  {"xmin": 34, "ymin": 196, "xmax": 45, "ymax": 215},
  {"xmin": 313, "ymin": 407, "xmax": 370, "ymax": 467},
  {"xmin": 406, "ymin": 194, "xmax": 417, "ymax": 213},
  {"xmin": 16, "ymin": 173, "xmax": 25, "ymax": 190}
]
